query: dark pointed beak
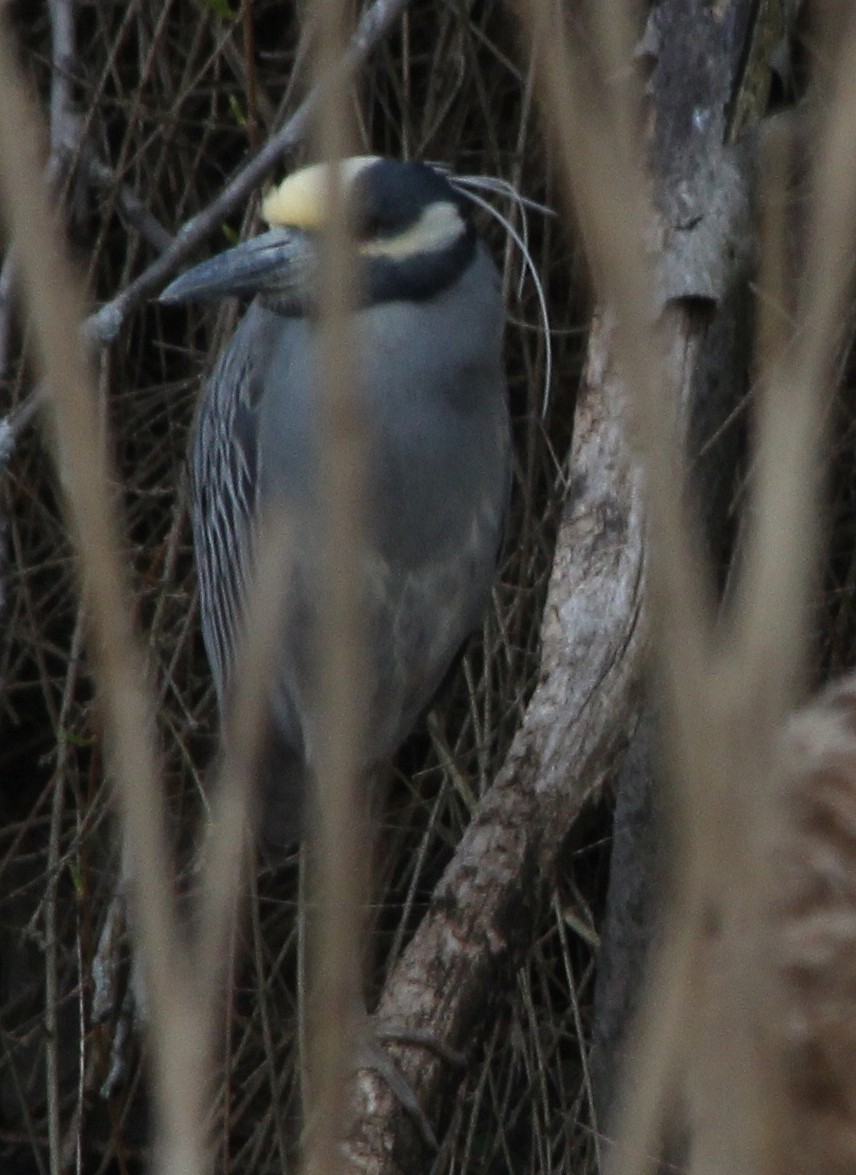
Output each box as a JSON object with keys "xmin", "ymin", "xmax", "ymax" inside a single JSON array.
[{"xmin": 159, "ymin": 227, "xmax": 314, "ymax": 304}]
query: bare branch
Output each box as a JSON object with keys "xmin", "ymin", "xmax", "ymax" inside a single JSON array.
[
  {"xmin": 0, "ymin": 14, "xmax": 202, "ymax": 1172},
  {"xmin": 85, "ymin": 0, "xmax": 412, "ymax": 348},
  {"xmin": 345, "ymin": 308, "xmax": 646, "ymax": 1174}
]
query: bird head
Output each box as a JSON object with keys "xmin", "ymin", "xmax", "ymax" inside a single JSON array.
[{"xmin": 159, "ymin": 156, "xmax": 477, "ymax": 315}]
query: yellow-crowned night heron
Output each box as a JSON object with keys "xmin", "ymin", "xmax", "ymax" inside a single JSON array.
[{"xmin": 161, "ymin": 156, "xmax": 510, "ymax": 852}]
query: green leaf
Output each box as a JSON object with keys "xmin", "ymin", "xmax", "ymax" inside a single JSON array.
[
  {"xmin": 199, "ymin": 0, "xmax": 239, "ymax": 20},
  {"xmin": 228, "ymin": 93, "xmax": 247, "ymax": 128},
  {"xmin": 68, "ymin": 860, "xmax": 84, "ymax": 898},
  {"xmin": 59, "ymin": 726, "xmax": 93, "ymax": 748}
]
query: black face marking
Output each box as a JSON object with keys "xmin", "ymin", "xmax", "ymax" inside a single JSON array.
[
  {"xmin": 360, "ymin": 228, "xmax": 476, "ymax": 304},
  {"xmin": 352, "ymin": 161, "xmax": 480, "ymax": 305},
  {"xmin": 350, "ymin": 160, "xmax": 473, "ymax": 241}
]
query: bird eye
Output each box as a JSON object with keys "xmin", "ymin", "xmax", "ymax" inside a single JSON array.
[{"xmin": 355, "ymin": 209, "xmax": 383, "ymax": 240}]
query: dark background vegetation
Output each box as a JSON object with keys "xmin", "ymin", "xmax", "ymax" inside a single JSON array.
[
  {"xmin": 0, "ymin": 3, "xmax": 596, "ymax": 1172},
  {"xmin": 0, "ymin": 2, "xmax": 854, "ymax": 1173}
]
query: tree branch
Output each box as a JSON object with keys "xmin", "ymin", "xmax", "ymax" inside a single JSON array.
[
  {"xmin": 345, "ymin": 309, "xmax": 648, "ymax": 1173},
  {"xmin": 85, "ymin": 0, "xmax": 412, "ymax": 347}
]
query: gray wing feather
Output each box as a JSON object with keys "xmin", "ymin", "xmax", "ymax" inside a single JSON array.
[{"xmin": 192, "ymin": 312, "xmax": 261, "ymax": 699}]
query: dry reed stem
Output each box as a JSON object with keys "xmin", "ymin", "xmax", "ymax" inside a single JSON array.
[
  {"xmin": 302, "ymin": 4, "xmax": 366, "ymax": 1175},
  {"xmin": 515, "ymin": 2, "xmax": 856, "ymax": 1173},
  {"xmin": 1, "ymin": 7, "xmax": 848, "ymax": 1170},
  {"xmin": 0, "ymin": 4, "xmax": 597, "ymax": 1171},
  {"xmin": 693, "ymin": 12, "xmax": 856, "ymax": 1170},
  {"xmin": 514, "ymin": 5, "xmax": 713, "ymax": 1166},
  {"xmin": 84, "ymin": 0, "xmax": 413, "ymax": 351},
  {"xmin": 197, "ymin": 521, "xmax": 292, "ymax": 1011},
  {"xmin": 0, "ymin": 14, "xmax": 292, "ymax": 1175},
  {"xmin": 0, "ymin": 17, "xmax": 204, "ymax": 1175}
]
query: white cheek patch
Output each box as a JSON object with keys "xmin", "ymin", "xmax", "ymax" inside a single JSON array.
[{"xmin": 359, "ymin": 201, "xmax": 466, "ymax": 259}]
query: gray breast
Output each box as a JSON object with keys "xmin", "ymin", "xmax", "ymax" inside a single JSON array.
[{"xmin": 193, "ymin": 243, "xmax": 509, "ymax": 845}]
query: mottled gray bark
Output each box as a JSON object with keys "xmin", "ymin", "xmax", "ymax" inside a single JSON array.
[
  {"xmin": 591, "ymin": 0, "xmax": 799, "ymax": 1141},
  {"xmin": 342, "ymin": 1, "xmax": 799, "ymax": 1170}
]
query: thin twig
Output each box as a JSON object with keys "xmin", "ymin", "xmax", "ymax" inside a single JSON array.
[
  {"xmin": 514, "ymin": 4, "xmax": 856, "ymax": 1174},
  {"xmin": 44, "ymin": 614, "xmax": 84, "ymax": 1175},
  {"xmin": 85, "ymin": 0, "xmax": 412, "ymax": 347},
  {"xmin": 511, "ymin": 12, "xmax": 710, "ymax": 1164},
  {"xmin": 81, "ymin": 145, "xmax": 175, "ymax": 254},
  {"xmin": 0, "ymin": 23, "xmax": 309, "ymax": 1164},
  {"xmin": 2, "ymin": 0, "xmax": 412, "ymax": 463},
  {"xmin": 0, "ymin": 16, "xmax": 204, "ymax": 1171},
  {"xmin": 47, "ymin": 0, "xmax": 78, "ymax": 177}
]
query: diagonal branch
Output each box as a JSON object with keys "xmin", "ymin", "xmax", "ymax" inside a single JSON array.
[
  {"xmin": 345, "ymin": 306, "xmax": 648, "ymax": 1174},
  {"xmin": 86, "ymin": 0, "xmax": 412, "ymax": 347}
]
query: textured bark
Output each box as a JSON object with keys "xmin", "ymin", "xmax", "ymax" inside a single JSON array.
[
  {"xmin": 591, "ymin": 0, "xmax": 781, "ymax": 1134},
  {"xmin": 343, "ymin": 2, "xmax": 792, "ymax": 1169},
  {"xmin": 591, "ymin": 709, "xmax": 659, "ymax": 1121},
  {"xmin": 345, "ymin": 311, "xmax": 648, "ymax": 1174}
]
